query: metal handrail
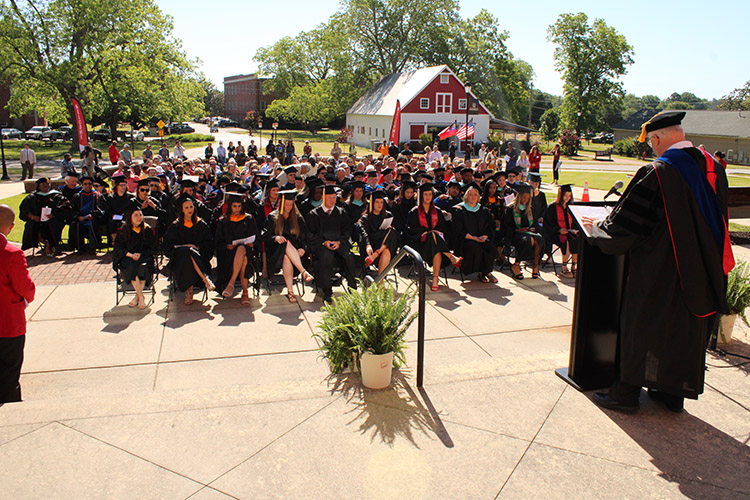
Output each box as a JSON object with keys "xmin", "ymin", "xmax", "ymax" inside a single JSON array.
[{"xmin": 364, "ymin": 245, "xmax": 426, "ymax": 387}]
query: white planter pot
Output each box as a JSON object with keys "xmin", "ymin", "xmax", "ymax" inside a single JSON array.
[
  {"xmin": 359, "ymin": 352, "xmax": 394, "ymax": 389},
  {"xmin": 719, "ymin": 314, "xmax": 737, "ymax": 345}
]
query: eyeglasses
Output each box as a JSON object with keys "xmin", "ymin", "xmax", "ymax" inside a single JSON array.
[{"xmin": 138, "ymin": 188, "xmax": 149, "ymax": 192}]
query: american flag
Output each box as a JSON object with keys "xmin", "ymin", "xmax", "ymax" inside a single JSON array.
[{"xmin": 456, "ymin": 119, "xmax": 475, "ymax": 140}]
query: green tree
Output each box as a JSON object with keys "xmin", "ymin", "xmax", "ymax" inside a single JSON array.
[
  {"xmin": 547, "ymin": 13, "xmax": 634, "ymax": 135},
  {"xmin": 202, "ymin": 79, "xmax": 225, "ymax": 117},
  {"xmin": 265, "ymin": 79, "xmax": 344, "ymax": 133},
  {"xmin": 0, "ymin": 0, "xmax": 203, "ymax": 149},
  {"xmin": 539, "ymin": 108, "xmax": 561, "ymax": 143},
  {"xmin": 720, "ymin": 81, "xmax": 750, "ymax": 111},
  {"xmin": 641, "ymin": 95, "xmax": 661, "ymax": 110}
]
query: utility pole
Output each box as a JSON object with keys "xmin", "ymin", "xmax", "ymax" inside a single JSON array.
[{"xmin": 0, "ymin": 122, "xmax": 8, "ymax": 180}]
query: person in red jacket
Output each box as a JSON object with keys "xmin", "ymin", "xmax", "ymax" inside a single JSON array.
[{"xmin": 0, "ymin": 204, "xmax": 36, "ymax": 403}]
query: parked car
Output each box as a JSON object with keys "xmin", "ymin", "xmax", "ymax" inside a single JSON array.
[
  {"xmin": 55, "ymin": 126, "xmax": 72, "ymax": 140},
  {"xmin": 217, "ymin": 119, "xmax": 239, "ymax": 128},
  {"xmin": 24, "ymin": 126, "xmax": 64, "ymax": 140},
  {"xmin": 169, "ymin": 122, "xmax": 195, "ymax": 134},
  {"xmin": 591, "ymin": 133, "xmax": 613, "ymax": 144},
  {"xmin": 91, "ymin": 127, "xmax": 113, "ymax": 141},
  {"xmin": 1, "ymin": 128, "xmax": 23, "ymax": 139}
]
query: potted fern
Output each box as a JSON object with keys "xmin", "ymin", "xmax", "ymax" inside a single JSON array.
[
  {"xmin": 314, "ymin": 281, "xmax": 416, "ymax": 389},
  {"xmin": 721, "ymin": 259, "xmax": 750, "ymax": 344}
]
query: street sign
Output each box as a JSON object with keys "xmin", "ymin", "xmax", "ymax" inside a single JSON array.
[
  {"xmin": 272, "ymin": 122, "xmax": 278, "ymax": 129},
  {"xmin": 156, "ymin": 119, "xmax": 165, "ymax": 129},
  {"xmin": 158, "ymin": 129, "xmax": 164, "ymax": 137}
]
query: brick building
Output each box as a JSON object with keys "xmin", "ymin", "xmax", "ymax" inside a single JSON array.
[{"xmin": 223, "ymin": 74, "xmax": 276, "ymax": 124}]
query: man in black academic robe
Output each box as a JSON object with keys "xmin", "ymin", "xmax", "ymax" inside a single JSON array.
[
  {"xmin": 305, "ymin": 185, "xmax": 357, "ymax": 303},
  {"xmin": 587, "ymin": 112, "xmax": 730, "ymax": 414}
]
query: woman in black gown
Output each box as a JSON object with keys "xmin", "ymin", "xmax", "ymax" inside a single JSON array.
[
  {"xmin": 357, "ymin": 190, "xmax": 400, "ymax": 272},
  {"xmin": 215, "ymin": 195, "xmax": 260, "ymax": 305},
  {"xmin": 164, "ymin": 196, "xmax": 215, "ymax": 305},
  {"xmin": 405, "ymin": 183, "xmax": 462, "ymax": 291},
  {"xmin": 262, "ymin": 190, "xmax": 314, "ymax": 303},
  {"xmin": 391, "ymin": 180, "xmax": 417, "ymax": 232},
  {"xmin": 453, "ymin": 185, "xmax": 497, "ymax": 283},
  {"xmin": 543, "ymin": 184, "xmax": 578, "ymax": 278},
  {"xmin": 501, "ymin": 184, "xmax": 545, "ymax": 280},
  {"xmin": 103, "ymin": 175, "xmax": 135, "ymax": 243},
  {"xmin": 112, "ymin": 207, "xmax": 157, "ymax": 309}
]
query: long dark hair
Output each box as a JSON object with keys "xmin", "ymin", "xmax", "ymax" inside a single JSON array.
[
  {"xmin": 122, "ymin": 208, "xmax": 145, "ymax": 242},
  {"xmin": 178, "ymin": 197, "xmax": 198, "ymax": 225}
]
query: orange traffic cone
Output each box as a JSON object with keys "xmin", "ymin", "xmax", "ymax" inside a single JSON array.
[{"xmin": 581, "ymin": 181, "xmax": 590, "ymax": 202}]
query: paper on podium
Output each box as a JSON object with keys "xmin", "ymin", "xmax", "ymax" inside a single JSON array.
[
  {"xmin": 232, "ymin": 235, "xmax": 256, "ymax": 246},
  {"xmin": 40, "ymin": 207, "xmax": 52, "ymax": 222},
  {"xmin": 569, "ymin": 205, "xmax": 612, "ymax": 238},
  {"xmin": 379, "ymin": 217, "xmax": 393, "ymax": 230}
]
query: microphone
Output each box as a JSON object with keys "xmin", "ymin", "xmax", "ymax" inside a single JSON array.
[{"xmin": 604, "ymin": 180, "xmax": 624, "ymax": 200}]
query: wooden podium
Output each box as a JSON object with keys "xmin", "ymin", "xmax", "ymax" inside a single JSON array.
[{"xmin": 555, "ymin": 201, "xmax": 626, "ymax": 391}]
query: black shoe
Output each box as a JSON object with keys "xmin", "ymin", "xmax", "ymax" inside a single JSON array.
[
  {"xmin": 593, "ymin": 392, "xmax": 640, "ymax": 414},
  {"xmin": 647, "ymin": 389, "xmax": 684, "ymax": 413},
  {"xmin": 323, "ymin": 293, "xmax": 333, "ymax": 304}
]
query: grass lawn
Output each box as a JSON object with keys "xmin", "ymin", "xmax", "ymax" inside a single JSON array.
[
  {"xmin": 1, "ymin": 193, "xmax": 30, "ymax": 243},
  {"xmin": 538, "ymin": 167, "xmax": 750, "ymax": 191}
]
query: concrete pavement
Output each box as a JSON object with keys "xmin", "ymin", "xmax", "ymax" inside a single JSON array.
[{"xmin": 0, "ymin": 245, "xmax": 748, "ymax": 499}]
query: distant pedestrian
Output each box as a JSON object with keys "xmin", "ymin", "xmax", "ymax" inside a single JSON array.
[
  {"xmin": 120, "ymin": 144, "xmax": 132, "ymax": 165},
  {"xmin": 108, "ymin": 140, "xmax": 120, "ymax": 165},
  {"xmin": 204, "ymin": 142, "xmax": 214, "ymax": 160},
  {"xmin": 19, "ymin": 143, "xmax": 36, "ymax": 180},
  {"xmin": 0, "ymin": 204, "xmax": 36, "ymax": 403},
  {"xmin": 59, "ymin": 153, "xmax": 77, "ymax": 179},
  {"xmin": 551, "ymin": 144, "xmax": 561, "ymax": 185}
]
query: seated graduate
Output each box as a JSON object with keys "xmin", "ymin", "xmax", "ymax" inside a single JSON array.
[
  {"xmin": 501, "ymin": 183, "xmax": 545, "ymax": 280},
  {"xmin": 434, "ymin": 179, "xmax": 463, "ymax": 210},
  {"xmin": 344, "ymin": 180, "xmax": 367, "ymax": 236},
  {"xmin": 452, "ymin": 184, "xmax": 497, "ymax": 283},
  {"xmin": 149, "ymin": 175, "xmax": 171, "ymax": 210},
  {"xmin": 215, "ymin": 189, "xmax": 260, "ymax": 306},
  {"xmin": 19, "ymin": 177, "xmax": 72, "ymax": 256},
  {"xmin": 528, "ymin": 172, "xmax": 547, "ymax": 227},
  {"xmin": 297, "ymin": 176, "xmax": 324, "ymax": 218},
  {"xmin": 391, "ymin": 180, "xmax": 417, "ymax": 232},
  {"xmin": 305, "ymin": 184, "xmax": 357, "ymax": 304},
  {"xmin": 133, "ymin": 178, "xmax": 166, "ymax": 230},
  {"xmin": 405, "ymin": 182, "xmax": 463, "ymax": 291},
  {"xmin": 70, "ymin": 175, "xmax": 102, "ymax": 253},
  {"xmin": 262, "ymin": 189, "xmax": 314, "ymax": 303},
  {"xmin": 112, "ymin": 207, "xmax": 157, "ymax": 309},
  {"xmin": 480, "ymin": 177, "xmax": 509, "ymax": 264},
  {"xmin": 260, "ymin": 178, "xmax": 280, "ymax": 218},
  {"xmin": 103, "ymin": 174, "xmax": 135, "ymax": 243},
  {"xmin": 163, "ymin": 196, "xmax": 215, "ymax": 305},
  {"xmin": 357, "ymin": 189, "xmax": 400, "ymax": 272},
  {"xmin": 542, "ymin": 184, "xmax": 578, "ymax": 278},
  {"xmin": 166, "ymin": 178, "xmax": 213, "ymax": 224}
]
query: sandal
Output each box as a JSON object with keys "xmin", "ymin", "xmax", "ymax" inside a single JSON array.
[
  {"xmin": 184, "ymin": 287, "xmax": 194, "ymax": 305},
  {"xmin": 532, "ymin": 266, "xmax": 540, "ymax": 279},
  {"xmin": 241, "ymin": 291, "xmax": 251, "ymax": 306},
  {"xmin": 430, "ymin": 284, "xmax": 439, "ymax": 292},
  {"xmin": 137, "ymin": 296, "xmax": 147, "ymax": 310},
  {"xmin": 453, "ymin": 256, "xmax": 463, "ymax": 269},
  {"xmin": 128, "ymin": 297, "xmax": 139, "ymax": 308},
  {"xmin": 203, "ymin": 278, "xmax": 216, "ymax": 292},
  {"xmin": 487, "ymin": 274, "xmax": 498, "ymax": 283},
  {"xmin": 222, "ymin": 284, "xmax": 235, "ymax": 298},
  {"xmin": 532, "ymin": 272, "xmax": 540, "ymax": 279},
  {"xmin": 287, "ymin": 292, "xmax": 297, "ymax": 303},
  {"xmin": 511, "ymin": 264, "xmax": 523, "ymax": 280},
  {"xmin": 478, "ymin": 274, "xmax": 490, "ymax": 283},
  {"xmin": 302, "ymin": 270, "xmax": 314, "ymax": 283}
]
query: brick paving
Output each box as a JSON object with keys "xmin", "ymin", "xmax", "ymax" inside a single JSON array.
[{"xmin": 24, "ymin": 249, "xmax": 115, "ymax": 286}]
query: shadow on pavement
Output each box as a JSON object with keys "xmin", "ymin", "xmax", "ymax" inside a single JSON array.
[
  {"xmin": 327, "ymin": 371, "xmax": 454, "ymax": 449},
  {"xmin": 602, "ymin": 400, "xmax": 750, "ymax": 499}
]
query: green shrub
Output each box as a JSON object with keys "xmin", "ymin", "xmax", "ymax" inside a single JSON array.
[
  {"xmin": 559, "ymin": 129, "xmax": 579, "ymax": 156},
  {"xmin": 612, "ymin": 136, "xmax": 652, "ymax": 158},
  {"xmin": 419, "ymin": 133, "xmax": 433, "ymax": 149},
  {"xmin": 314, "ymin": 281, "xmax": 417, "ymax": 373},
  {"xmin": 727, "ymin": 259, "xmax": 750, "ymax": 325},
  {"xmin": 168, "ymin": 133, "xmax": 215, "ymax": 143}
]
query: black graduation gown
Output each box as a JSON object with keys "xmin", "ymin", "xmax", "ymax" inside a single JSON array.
[
  {"xmin": 103, "ymin": 192, "xmax": 136, "ymax": 236},
  {"xmin": 214, "ymin": 214, "xmax": 259, "ymax": 291},
  {"xmin": 305, "ymin": 205, "xmax": 356, "ymax": 293},
  {"xmin": 405, "ymin": 205, "xmax": 451, "ymax": 263},
  {"xmin": 501, "ymin": 208, "xmax": 545, "ymax": 261},
  {"xmin": 356, "ymin": 209, "xmax": 400, "ymax": 258},
  {"xmin": 163, "ymin": 219, "xmax": 214, "ymax": 291},
  {"xmin": 542, "ymin": 202, "xmax": 578, "ymax": 254},
  {"xmin": 18, "ymin": 191, "xmax": 71, "ymax": 250},
  {"xmin": 70, "ymin": 190, "xmax": 103, "ymax": 250},
  {"xmin": 344, "ymin": 202, "xmax": 365, "ymax": 242},
  {"xmin": 392, "ymin": 197, "xmax": 416, "ymax": 232},
  {"xmin": 112, "ymin": 224, "xmax": 157, "ymax": 283},
  {"xmin": 589, "ymin": 149, "xmax": 728, "ymax": 399},
  {"xmin": 298, "ymin": 198, "xmax": 322, "ymax": 218},
  {"xmin": 531, "ymin": 191, "xmax": 547, "ymax": 227},
  {"xmin": 262, "ymin": 212, "xmax": 308, "ymax": 275},
  {"xmin": 452, "ymin": 204, "xmax": 496, "ymax": 275}
]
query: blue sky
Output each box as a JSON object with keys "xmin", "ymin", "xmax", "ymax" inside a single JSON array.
[{"xmin": 157, "ymin": 0, "xmax": 749, "ymax": 100}]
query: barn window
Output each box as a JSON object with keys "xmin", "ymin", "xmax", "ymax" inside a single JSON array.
[
  {"xmin": 458, "ymin": 98, "xmax": 467, "ymax": 110},
  {"xmin": 420, "ymin": 98, "xmax": 429, "ymax": 109},
  {"xmin": 440, "ymin": 74, "xmax": 449, "ymax": 84}
]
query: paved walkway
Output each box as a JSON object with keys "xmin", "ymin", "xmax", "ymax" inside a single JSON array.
[{"xmin": 1, "ymin": 240, "xmax": 748, "ymax": 499}]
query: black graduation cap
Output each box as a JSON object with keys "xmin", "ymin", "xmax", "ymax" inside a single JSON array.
[
  {"xmin": 480, "ymin": 177, "xmax": 496, "ymax": 189},
  {"xmin": 433, "ymin": 165, "xmax": 446, "ymax": 172},
  {"xmin": 217, "ymin": 175, "xmax": 232, "ymax": 185},
  {"xmin": 225, "ymin": 181, "xmax": 243, "ymax": 193},
  {"xmin": 137, "ymin": 178, "xmax": 151, "ymax": 187},
  {"xmin": 459, "ymin": 167, "xmax": 473, "ymax": 175},
  {"xmin": 381, "ymin": 167, "xmax": 394, "ymax": 176},
  {"xmin": 493, "ymin": 170, "xmax": 508, "ymax": 179},
  {"xmin": 284, "ymin": 165, "xmax": 298, "ymax": 174},
  {"xmin": 305, "ymin": 177, "xmax": 324, "ymax": 189},
  {"xmin": 352, "ymin": 170, "xmax": 365, "ymax": 178},
  {"xmin": 461, "ymin": 181, "xmax": 481, "ymax": 193},
  {"xmin": 399, "ymin": 172, "xmax": 413, "ymax": 182},
  {"xmin": 324, "ymin": 173, "xmax": 337, "ymax": 183},
  {"xmin": 366, "ymin": 171, "xmax": 378, "ymax": 178},
  {"xmin": 254, "ymin": 173, "xmax": 271, "ymax": 180},
  {"xmin": 80, "ymin": 175, "xmax": 94, "ymax": 183},
  {"xmin": 179, "ymin": 178, "xmax": 197, "ymax": 189},
  {"xmin": 418, "ymin": 182, "xmax": 435, "ymax": 193},
  {"xmin": 278, "ymin": 189, "xmax": 298, "ymax": 214},
  {"xmin": 559, "ymin": 184, "xmax": 573, "ymax": 194},
  {"xmin": 515, "ymin": 183, "xmax": 532, "ymax": 195},
  {"xmin": 323, "ymin": 184, "xmax": 340, "ymax": 195},
  {"xmin": 111, "ymin": 174, "xmax": 127, "ymax": 185},
  {"xmin": 401, "ymin": 180, "xmax": 417, "ymax": 190},
  {"xmin": 349, "ymin": 180, "xmax": 367, "ymax": 190},
  {"xmin": 447, "ymin": 179, "xmax": 461, "ymax": 188},
  {"xmin": 236, "ymin": 184, "xmax": 249, "ymax": 194},
  {"xmin": 481, "ymin": 169, "xmax": 494, "ymax": 177},
  {"xmin": 96, "ymin": 179, "xmax": 109, "ymax": 188},
  {"xmin": 264, "ymin": 178, "xmax": 279, "ymax": 190},
  {"xmin": 639, "ymin": 111, "xmax": 686, "ymax": 142},
  {"xmin": 66, "ymin": 171, "xmax": 80, "ymax": 178},
  {"xmin": 527, "ymin": 172, "xmax": 543, "ymax": 183},
  {"xmin": 367, "ymin": 189, "xmax": 387, "ymax": 200},
  {"xmin": 508, "ymin": 167, "xmax": 522, "ymax": 176},
  {"xmin": 147, "ymin": 176, "xmax": 160, "ymax": 183},
  {"xmin": 35, "ymin": 177, "xmax": 49, "ymax": 185},
  {"xmin": 420, "ymin": 173, "xmax": 435, "ymax": 182}
]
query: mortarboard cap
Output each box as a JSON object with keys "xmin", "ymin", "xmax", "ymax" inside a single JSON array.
[
  {"xmin": 639, "ymin": 111, "xmax": 686, "ymax": 142},
  {"xmin": 323, "ymin": 184, "xmax": 340, "ymax": 195},
  {"xmin": 79, "ymin": 175, "xmax": 94, "ymax": 183},
  {"xmin": 284, "ymin": 165, "xmax": 298, "ymax": 174},
  {"xmin": 305, "ymin": 177, "xmax": 324, "ymax": 189},
  {"xmin": 515, "ymin": 183, "xmax": 532, "ymax": 195},
  {"xmin": 137, "ymin": 178, "xmax": 151, "ymax": 187},
  {"xmin": 264, "ymin": 178, "xmax": 279, "ymax": 190},
  {"xmin": 418, "ymin": 182, "xmax": 435, "ymax": 193},
  {"xmin": 111, "ymin": 174, "xmax": 127, "ymax": 185},
  {"xmin": 401, "ymin": 180, "xmax": 417, "ymax": 190},
  {"xmin": 66, "ymin": 171, "xmax": 80, "ymax": 178},
  {"xmin": 381, "ymin": 167, "xmax": 394, "ymax": 175},
  {"xmin": 96, "ymin": 178, "xmax": 109, "ymax": 188},
  {"xmin": 36, "ymin": 177, "xmax": 49, "ymax": 184},
  {"xmin": 179, "ymin": 178, "xmax": 197, "ymax": 189},
  {"xmin": 349, "ymin": 180, "xmax": 366, "ymax": 190},
  {"xmin": 559, "ymin": 184, "xmax": 573, "ymax": 194},
  {"xmin": 527, "ymin": 172, "xmax": 543, "ymax": 183},
  {"xmin": 494, "ymin": 170, "xmax": 508, "ymax": 179}
]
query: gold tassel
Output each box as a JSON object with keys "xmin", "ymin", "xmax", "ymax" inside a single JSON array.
[
  {"xmin": 369, "ymin": 193, "xmax": 373, "ymax": 213},
  {"xmin": 280, "ymin": 197, "xmax": 284, "ymax": 215},
  {"xmin": 638, "ymin": 123, "xmax": 648, "ymax": 143}
]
